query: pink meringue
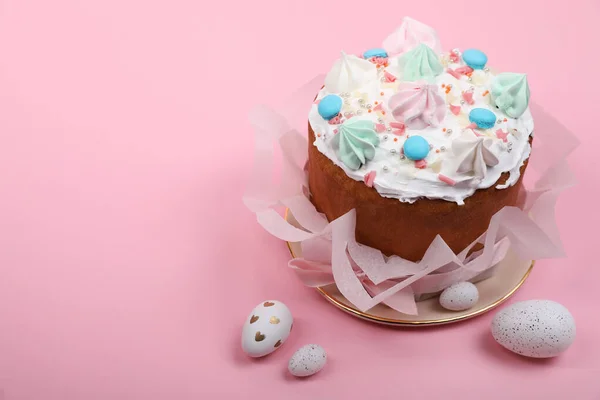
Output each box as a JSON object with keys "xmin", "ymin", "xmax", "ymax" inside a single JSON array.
[{"xmin": 388, "ymin": 81, "xmax": 446, "ymax": 129}]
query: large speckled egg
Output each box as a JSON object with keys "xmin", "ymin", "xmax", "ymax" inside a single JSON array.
[
  {"xmin": 241, "ymin": 300, "xmax": 293, "ymax": 358},
  {"xmin": 491, "ymin": 300, "xmax": 576, "ymax": 358},
  {"xmin": 439, "ymin": 281, "xmax": 479, "ymax": 311},
  {"xmin": 288, "ymin": 344, "xmax": 327, "ymax": 377}
]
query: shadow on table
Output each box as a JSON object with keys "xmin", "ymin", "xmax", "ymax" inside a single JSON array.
[{"xmin": 477, "ymin": 329, "xmax": 560, "ymax": 366}]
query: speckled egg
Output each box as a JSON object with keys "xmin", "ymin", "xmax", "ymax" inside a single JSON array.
[
  {"xmin": 439, "ymin": 282, "xmax": 479, "ymax": 311},
  {"xmin": 491, "ymin": 300, "xmax": 576, "ymax": 358},
  {"xmin": 288, "ymin": 344, "xmax": 327, "ymax": 377},
  {"xmin": 241, "ymin": 300, "xmax": 293, "ymax": 358}
]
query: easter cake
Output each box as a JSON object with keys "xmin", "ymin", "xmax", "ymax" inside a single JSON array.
[{"xmin": 308, "ymin": 18, "xmax": 533, "ymax": 262}]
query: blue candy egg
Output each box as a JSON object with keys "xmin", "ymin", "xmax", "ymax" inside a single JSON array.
[
  {"xmin": 318, "ymin": 95, "xmax": 343, "ymax": 120},
  {"xmin": 403, "ymin": 135, "xmax": 430, "ymax": 161},
  {"xmin": 363, "ymin": 48, "xmax": 388, "ymax": 59},
  {"xmin": 469, "ymin": 108, "xmax": 497, "ymax": 129},
  {"xmin": 462, "ymin": 49, "xmax": 488, "ymax": 70}
]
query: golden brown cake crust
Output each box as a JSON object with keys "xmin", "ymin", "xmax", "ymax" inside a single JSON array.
[{"xmin": 308, "ymin": 124, "xmax": 529, "ymax": 262}]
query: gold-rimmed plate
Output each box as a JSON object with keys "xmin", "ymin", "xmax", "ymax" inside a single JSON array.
[{"xmin": 285, "ymin": 210, "xmax": 534, "ymax": 327}]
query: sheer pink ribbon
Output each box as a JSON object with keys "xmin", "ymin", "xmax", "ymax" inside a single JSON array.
[{"xmin": 243, "ymin": 76, "xmax": 578, "ymax": 315}]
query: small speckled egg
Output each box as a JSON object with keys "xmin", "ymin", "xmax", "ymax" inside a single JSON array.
[
  {"xmin": 317, "ymin": 94, "xmax": 343, "ymax": 120},
  {"xmin": 288, "ymin": 344, "xmax": 327, "ymax": 377},
  {"xmin": 491, "ymin": 300, "xmax": 576, "ymax": 358},
  {"xmin": 439, "ymin": 282, "xmax": 479, "ymax": 311},
  {"xmin": 462, "ymin": 49, "xmax": 488, "ymax": 70},
  {"xmin": 241, "ymin": 300, "xmax": 293, "ymax": 358}
]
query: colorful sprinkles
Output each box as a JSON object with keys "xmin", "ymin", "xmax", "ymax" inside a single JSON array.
[
  {"xmin": 496, "ymin": 129, "xmax": 509, "ymax": 142},
  {"xmin": 310, "ymin": 47, "xmax": 528, "ymax": 194},
  {"xmin": 438, "ymin": 174, "xmax": 456, "ymax": 186},
  {"xmin": 364, "ymin": 170, "xmax": 377, "ymax": 187}
]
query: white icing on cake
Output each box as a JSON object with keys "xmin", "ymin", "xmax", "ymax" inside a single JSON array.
[{"xmin": 308, "ymin": 49, "xmax": 534, "ymax": 205}]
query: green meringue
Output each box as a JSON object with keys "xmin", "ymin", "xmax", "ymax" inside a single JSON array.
[
  {"xmin": 399, "ymin": 43, "xmax": 443, "ymax": 81},
  {"xmin": 490, "ymin": 73, "xmax": 530, "ymax": 118},
  {"xmin": 333, "ymin": 118, "xmax": 379, "ymax": 170}
]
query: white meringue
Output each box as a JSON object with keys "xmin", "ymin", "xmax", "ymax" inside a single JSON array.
[
  {"xmin": 450, "ymin": 131, "xmax": 499, "ymax": 185},
  {"xmin": 382, "ymin": 17, "xmax": 443, "ymax": 56},
  {"xmin": 324, "ymin": 51, "xmax": 378, "ymax": 93}
]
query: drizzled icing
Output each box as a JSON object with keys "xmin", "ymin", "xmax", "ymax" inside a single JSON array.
[
  {"xmin": 309, "ymin": 18, "xmax": 534, "ymax": 205},
  {"xmin": 389, "ymin": 81, "xmax": 446, "ymax": 129}
]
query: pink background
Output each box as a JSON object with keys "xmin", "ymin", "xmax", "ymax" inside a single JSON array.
[{"xmin": 0, "ymin": 0, "xmax": 599, "ymax": 399}]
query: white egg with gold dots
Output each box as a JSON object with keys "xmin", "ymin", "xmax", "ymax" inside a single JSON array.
[{"xmin": 241, "ymin": 300, "xmax": 293, "ymax": 358}]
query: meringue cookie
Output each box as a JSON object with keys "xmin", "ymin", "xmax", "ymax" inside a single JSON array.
[
  {"xmin": 382, "ymin": 17, "xmax": 442, "ymax": 56},
  {"xmin": 388, "ymin": 81, "xmax": 446, "ymax": 129},
  {"xmin": 332, "ymin": 117, "xmax": 379, "ymax": 170},
  {"xmin": 491, "ymin": 73, "xmax": 530, "ymax": 118},
  {"xmin": 324, "ymin": 51, "xmax": 378, "ymax": 93},
  {"xmin": 449, "ymin": 131, "xmax": 499, "ymax": 184},
  {"xmin": 398, "ymin": 44, "xmax": 444, "ymax": 81}
]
